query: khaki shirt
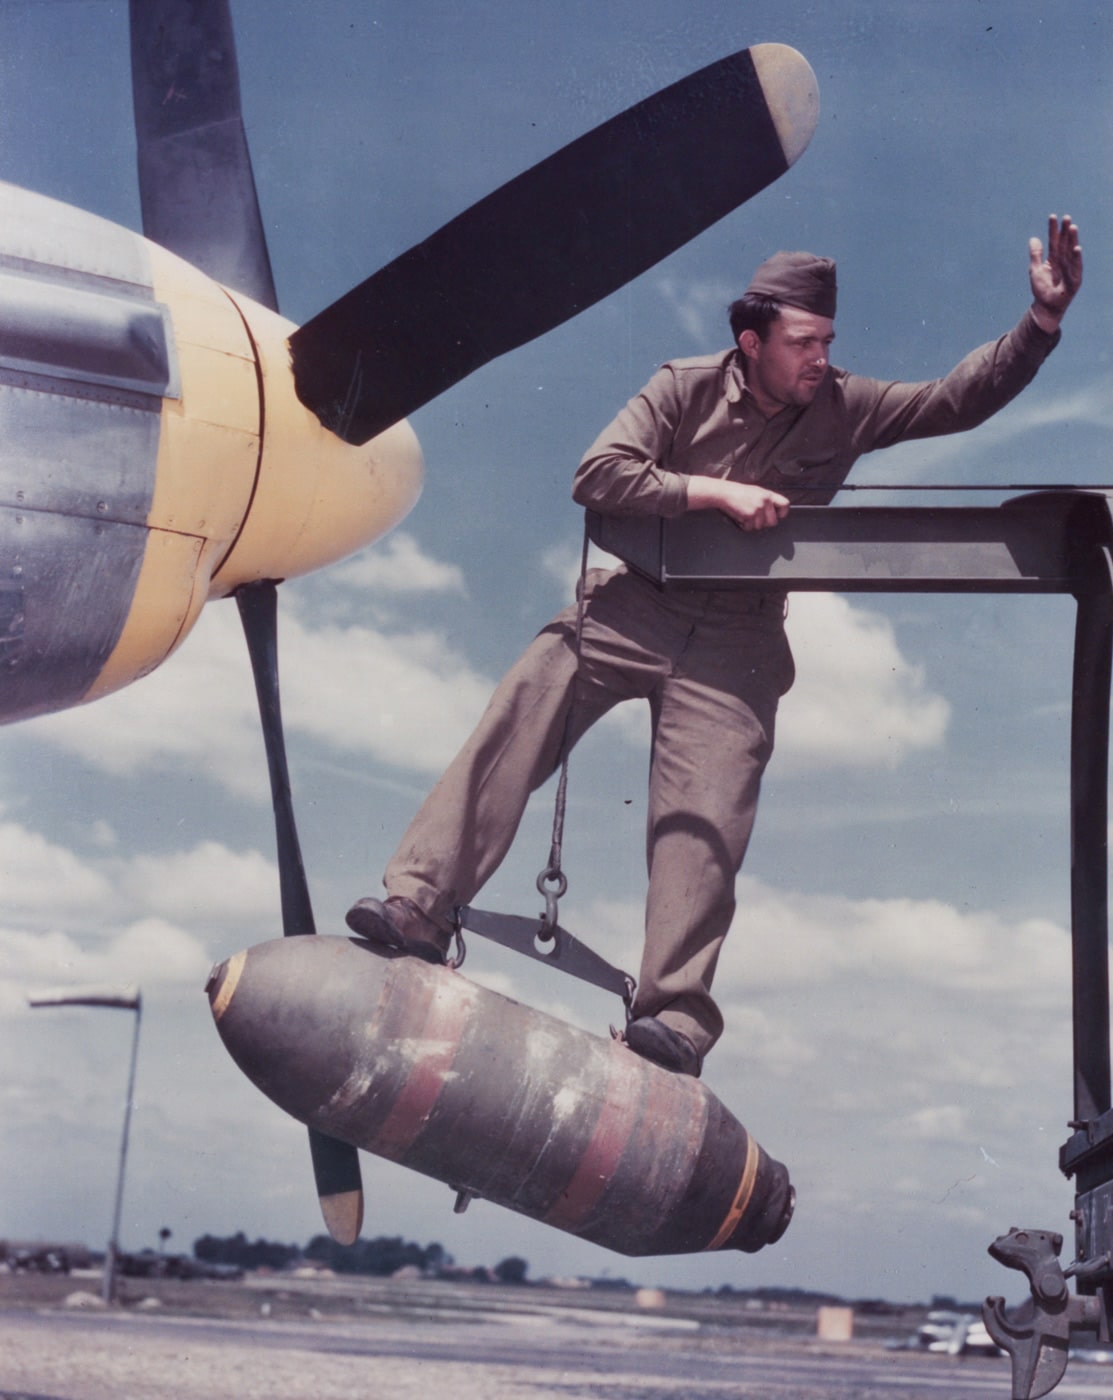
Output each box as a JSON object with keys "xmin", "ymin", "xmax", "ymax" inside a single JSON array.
[{"xmin": 573, "ymin": 309, "xmax": 1059, "ymax": 517}]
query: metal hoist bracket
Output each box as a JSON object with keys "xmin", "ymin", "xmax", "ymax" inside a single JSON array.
[{"xmin": 591, "ymin": 490, "xmax": 1113, "ymax": 1399}]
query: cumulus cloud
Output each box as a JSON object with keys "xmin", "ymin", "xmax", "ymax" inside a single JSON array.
[
  {"xmin": 0, "ymin": 824, "xmax": 278, "ymax": 1011},
  {"xmin": 22, "ymin": 599, "xmax": 267, "ymax": 798},
  {"xmin": 0, "ymin": 821, "xmax": 113, "ymax": 914},
  {"xmin": 119, "ymin": 842, "xmax": 280, "ymax": 925},
  {"xmin": 578, "ymin": 878, "xmax": 1072, "ymax": 1008},
  {"xmin": 22, "ymin": 587, "xmax": 497, "ymax": 797},
  {"xmin": 540, "ymin": 536, "xmax": 630, "ymax": 602},
  {"xmin": 0, "ymin": 919, "xmax": 211, "ymax": 1013},
  {"xmin": 654, "ymin": 274, "xmax": 735, "ymax": 348},
  {"xmin": 718, "ymin": 874, "xmax": 1068, "ymax": 1002},
  {"xmin": 778, "ymin": 592, "xmax": 950, "ymax": 771},
  {"xmin": 330, "ymin": 531, "xmax": 467, "ymax": 595},
  {"xmin": 894, "ymin": 1104, "xmax": 970, "ymax": 1141},
  {"xmin": 279, "ymin": 615, "xmax": 493, "ymax": 775},
  {"xmin": 572, "ymin": 876, "xmax": 1073, "ymax": 1130},
  {"xmin": 19, "ymin": 518, "xmax": 950, "ymax": 803}
]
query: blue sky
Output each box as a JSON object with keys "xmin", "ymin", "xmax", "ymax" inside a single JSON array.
[{"xmin": 1, "ymin": 0, "xmax": 1111, "ymax": 1304}]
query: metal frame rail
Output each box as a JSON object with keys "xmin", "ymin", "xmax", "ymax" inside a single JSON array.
[{"xmin": 589, "ymin": 491, "xmax": 1113, "ymax": 1398}]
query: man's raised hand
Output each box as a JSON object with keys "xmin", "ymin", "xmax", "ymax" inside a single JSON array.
[{"xmin": 1030, "ymin": 214, "xmax": 1082, "ymax": 330}]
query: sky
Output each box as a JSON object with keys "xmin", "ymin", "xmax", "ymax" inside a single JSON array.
[{"xmin": 0, "ymin": 0, "xmax": 1111, "ymax": 1306}]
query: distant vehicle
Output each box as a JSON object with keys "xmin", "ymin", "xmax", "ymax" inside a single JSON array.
[
  {"xmin": 1056, "ymin": 1327, "xmax": 1113, "ymax": 1366},
  {"xmin": 1072, "ymin": 1343, "xmax": 1113, "ymax": 1366},
  {"xmin": 6, "ymin": 1246, "xmax": 70, "ymax": 1275},
  {"xmin": 0, "ymin": 1240, "xmax": 91, "ymax": 1275},
  {"xmin": 889, "ymin": 1310, "xmax": 1002, "ymax": 1357}
]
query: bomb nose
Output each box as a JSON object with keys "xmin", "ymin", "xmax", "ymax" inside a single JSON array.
[{"xmin": 205, "ymin": 950, "xmax": 246, "ymax": 1024}]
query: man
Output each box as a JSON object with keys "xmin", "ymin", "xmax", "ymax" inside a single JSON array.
[{"xmin": 348, "ymin": 217, "xmax": 1083, "ymax": 1077}]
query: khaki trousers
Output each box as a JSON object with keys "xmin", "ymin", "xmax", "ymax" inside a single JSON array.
[{"xmin": 385, "ymin": 566, "xmax": 794, "ymax": 1057}]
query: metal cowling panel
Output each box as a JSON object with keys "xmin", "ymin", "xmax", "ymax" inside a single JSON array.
[
  {"xmin": 0, "ymin": 505, "xmax": 149, "ymax": 723},
  {"xmin": 0, "ymin": 185, "xmax": 168, "ymax": 544},
  {"xmin": 0, "ymin": 378, "xmax": 161, "ymax": 527},
  {"xmin": 0, "ymin": 269, "xmax": 176, "ymax": 399},
  {"xmin": 0, "ymin": 182, "xmax": 156, "ymax": 289}
]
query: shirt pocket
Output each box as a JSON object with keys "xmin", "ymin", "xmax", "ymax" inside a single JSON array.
[{"xmin": 772, "ymin": 450, "xmax": 840, "ymax": 479}]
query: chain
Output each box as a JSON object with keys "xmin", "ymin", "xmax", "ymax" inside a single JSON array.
[{"xmin": 537, "ymin": 518, "xmax": 591, "ymax": 933}]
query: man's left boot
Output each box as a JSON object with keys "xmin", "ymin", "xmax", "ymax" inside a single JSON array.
[{"xmin": 624, "ymin": 1015, "xmax": 702, "ymax": 1077}]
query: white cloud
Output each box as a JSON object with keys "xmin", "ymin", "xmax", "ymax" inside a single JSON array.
[
  {"xmin": 0, "ymin": 918, "xmax": 211, "ymax": 1012},
  {"xmin": 579, "ymin": 877, "xmax": 1071, "ymax": 1013},
  {"xmin": 22, "ymin": 590, "xmax": 497, "ymax": 796},
  {"xmin": 120, "ymin": 842, "xmax": 280, "ymax": 924},
  {"xmin": 279, "ymin": 615, "xmax": 493, "ymax": 775},
  {"xmin": 0, "ymin": 821, "xmax": 113, "ymax": 913},
  {"xmin": 0, "ymin": 824, "xmax": 277, "ymax": 1010},
  {"xmin": 18, "ymin": 526, "xmax": 948, "ymax": 800},
  {"xmin": 540, "ymin": 537, "xmax": 622, "ymax": 600},
  {"xmin": 778, "ymin": 592, "xmax": 950, "ymax": 770},
  {"xmin": 654, "ymin": 274, "xmax": 734, "ymax": 347},
  {"xmin": 718, "ymin": 875, "xmax": 1067, "ymax": 1000},
  {"xmin": 104, "ymin": 917, "xmax": 214, "ymax": 984},
  {"xmin": 572, "ymin": 876, "xmax": 1074, "ymax": 1126},
  {"xmin": 330, "ymin": 532, "xmax": 467, "ymax": 595},
  {"xmin": 894, "ymin": 1105, "xmax": 970, "ymax": 1141},
  {"xmin": 23, "ymin": 599, "xmax": 266, "ymax": 798}
]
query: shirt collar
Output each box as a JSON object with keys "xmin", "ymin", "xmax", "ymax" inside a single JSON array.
[{"xmin": 724, "ymin": 348, "xmax": 747, "ymax": 405}]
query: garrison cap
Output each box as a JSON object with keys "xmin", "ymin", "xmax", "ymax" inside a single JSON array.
[{"xmin": 745, "ymin": 251, "xmax": 837, "ymax": 318}]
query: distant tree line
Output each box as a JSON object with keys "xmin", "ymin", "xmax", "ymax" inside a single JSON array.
[
  {"xmin": 304, "ymin": 1235, "xmax": 450, "ymax": 1276},
  {"xmin": 194, "ymin": 1232, "xmax": 301, "ymax": 1272},
  {"xmin": 192, "ymin": 1230, "xmax": 528, "ymax": 1284}
]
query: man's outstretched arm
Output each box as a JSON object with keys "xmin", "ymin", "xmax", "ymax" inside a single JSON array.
[{"xmin": 845, "ymin": 216, "xmax": 1083, "ymax": 456}]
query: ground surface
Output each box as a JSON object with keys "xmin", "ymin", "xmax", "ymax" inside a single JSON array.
[{"xmin": 0, "ymin": 1272, "xmax": 1108, "ymax": 1399}]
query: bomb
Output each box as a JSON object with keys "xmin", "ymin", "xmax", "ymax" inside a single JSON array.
[{"xmin": 206, "ymin": 934, "xmax": 794, "ymax": 1256}]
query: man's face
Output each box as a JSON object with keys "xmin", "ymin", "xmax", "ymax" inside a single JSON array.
[{"xmin": 738, "ymin": 305, "xmax": 836, "ymax": 414}]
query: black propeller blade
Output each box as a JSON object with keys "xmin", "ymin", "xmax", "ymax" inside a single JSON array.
[
  {"xmin": 235, "ymin": 583, "xmax": 365, "ymax": 1247},
  {"xmin": 290, "ymin": 44, "xmax": 818, "ymax": 445},
  {"xmin": 129, "ymin": 0, "xmax": 277, "ymax": 310}
]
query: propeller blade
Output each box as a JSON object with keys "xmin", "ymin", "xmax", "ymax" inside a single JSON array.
[
  {"xmin": 290, "ymin": 43, "xmax": 818, "ymax": 445},
  {"xmin": 129, "ymin": 0, "xmax": 278, "ymax": 310},
  {"xmin": 235, "ymin": 582, "xmax": 364, "ymax": 1246},
  {"xmin": 235, "ymin": 582, "xmax": 316, "ymax": 938}
]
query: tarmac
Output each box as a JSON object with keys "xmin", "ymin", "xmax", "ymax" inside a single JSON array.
[{"xmin": 1, "ymin": 1271, "xmax": 1107, "ymax": 1400}]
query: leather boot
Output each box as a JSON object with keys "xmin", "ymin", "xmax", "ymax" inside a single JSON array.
[
  {"xmin": 624, "ymin": 1015, "xmax": 702, "ymax": 1077},
  {"xmin": 345, "ymin": 896, "xmax": 450, "ymax": 965}
]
